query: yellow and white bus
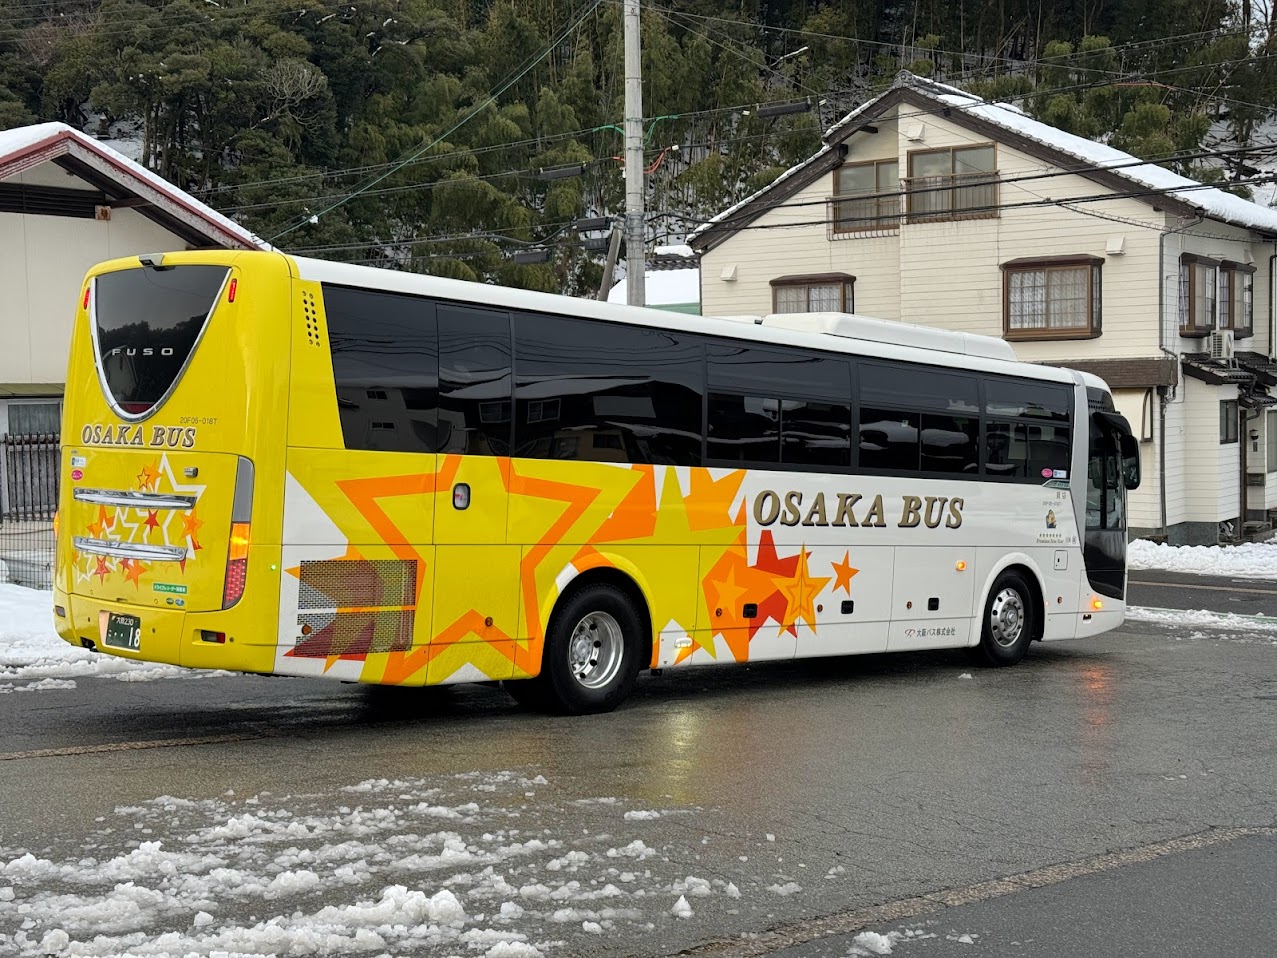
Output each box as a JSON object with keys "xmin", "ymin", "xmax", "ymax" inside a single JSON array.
[{"xmin": 53, "ymin": 250, "xmax": 1140, "ymax": 713}]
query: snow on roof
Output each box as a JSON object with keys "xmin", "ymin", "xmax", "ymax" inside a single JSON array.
[
  {"xmin": 695, "ymin": 73, "xmax": 1277, "ymax": 243},
  {"xmin": 906, "ymin": 76, "xmax": 1277, "ymax": 233},
  {"xmin": 607, "ymin": 267, "xmax": 700, "ymax": 306},
  {"xmin": 0, "ymin": 122, "xmax": 269, "ymax": 250},
  {"xmin": 653, "ymin": 243, "xmax": 695, "ymax": 258}
]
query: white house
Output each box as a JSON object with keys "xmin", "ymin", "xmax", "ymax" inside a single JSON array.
[
  {"xmin": 0, "ymin": 122, "xmax": 266, "ymax": 440},
  {"xmin": 691, "ymin": 73, "xmax": 1277, "ymax": 546},
  {"xmin": 607, "ymin": 244, "xmax": 701, "ymax": 314}
]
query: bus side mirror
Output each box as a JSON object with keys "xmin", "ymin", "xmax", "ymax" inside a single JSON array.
[{"xmin": 1120, "ymin": 432, "xmax": 1141, "ymax": 490}]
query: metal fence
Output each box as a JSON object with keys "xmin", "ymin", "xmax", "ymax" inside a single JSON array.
[{"xmin": 0, "ymin": 434, "xmax": 58, "ymax": 590}]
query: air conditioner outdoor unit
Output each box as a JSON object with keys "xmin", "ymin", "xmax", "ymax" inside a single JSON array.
[{"xmin": 1210, "ymin": 328, "xmax": 1235, "ymax": 361}]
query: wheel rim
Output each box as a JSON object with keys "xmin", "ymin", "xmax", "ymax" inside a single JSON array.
[
  {"xmin": 567, "ymin": 611, "xmax": 625, "ymax": 690},
  {"xmin": 988, "ymin": 588, "xmax": 1026, "ymax": 648}
]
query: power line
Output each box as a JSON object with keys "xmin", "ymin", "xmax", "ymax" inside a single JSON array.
[{"xmin": 268, "ymin": 0, "xmax": 604, "ymax": 241}]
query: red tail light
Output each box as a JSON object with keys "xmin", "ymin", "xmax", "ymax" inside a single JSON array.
[
  {"xmin": 222, "ymin": 522, "xmax": 250, "ymax": 608},
  {"xmin": 222, "ymin": 457, "xmax": 255, "ymax": 609}
]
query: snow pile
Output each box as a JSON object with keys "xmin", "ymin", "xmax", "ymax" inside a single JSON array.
[
  {"xmin": 0, "ymin": 584, "xmax": 227, "ymax": 688},
  {"xmin": 0, "ymin": 771, "xmax": 757, "ymax": 956},
  {"xmin": 1128, "ymin": 539, "xmax": 1277, "ymax": 579}
]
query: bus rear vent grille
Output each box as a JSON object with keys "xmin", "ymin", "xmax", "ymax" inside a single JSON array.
[
  {"xmin": 293, "ymin": 558, "xmax": 417, "ymax": 657},
  {"xmin": 302, "ymin": 291, "xmax": 322, "ymax": 348}
]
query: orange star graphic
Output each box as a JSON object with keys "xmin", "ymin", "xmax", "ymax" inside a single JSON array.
[
  {"xmin": 92, "ymin": 556, "xmax": 110, "ymax": 583},
  {"xmin": 87, "ymin": 505, "xmax": 114, "ymax": 538},
  {"xmin": 137, "ymin": 462, "xmax": 161, "ymax": 491},
  {"xmin": 771, "ymin": 547, "xmax": 831, "ymax": 634},
  {"xmin": 144, "ymin": 510, "xmax": 161, "ymax": 533},
  {"xmin": 181, "ymin": 510, "xmax": 204, "ymax": 550},
  {"xmin": 831, "ymin": 551, "xmax": 860, "ymax": 595},
  {"xmin": 123, "ymin": 559, "xmax": 147, "ymax": 588}
]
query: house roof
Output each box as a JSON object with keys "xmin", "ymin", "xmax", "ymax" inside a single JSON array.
[
  {"xmin": 0, "ymin": 122, "xmax": 267, "ymax": 251},
  {"xmin": 690, "ymin": 73, "xmax": 1277, "ymax": 252}
]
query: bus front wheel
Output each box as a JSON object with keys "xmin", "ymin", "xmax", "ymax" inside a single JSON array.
[
  {"xmin": 973, "ymin": 571, "xmax": 1036, "ymax": 666},
  {"xmin": 535, "ymin": 584, "xmax": 643, "ymax": 715}
]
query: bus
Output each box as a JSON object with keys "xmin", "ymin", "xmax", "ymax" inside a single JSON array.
[{"xmin": 53, "ymin": 250, "xmax": 1140, "ymax": 714}]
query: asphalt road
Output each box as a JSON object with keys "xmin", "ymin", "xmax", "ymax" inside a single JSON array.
[
  {"xmin": 2, "ymin": 592, "xmax": 1276, "ymax": 958},
  {"xmin": 1127, "ymin": 569, "xmax": 1277, "ymax": 617}
]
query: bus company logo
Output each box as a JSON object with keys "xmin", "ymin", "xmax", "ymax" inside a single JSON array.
[
  {"xmin": 80, "ymin": 423, "xmax": 197, "ymax": 449},
  {"xmin": 753, "ymin": 490, "xmax": 964, "ymax": 530},
  {"xmin": 1046, "ymin": 510, "xmax": 1057, "ymax": 529}
]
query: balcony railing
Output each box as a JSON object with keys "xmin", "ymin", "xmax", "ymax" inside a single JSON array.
[
  {"xmin": 827, "ymin": 194, "xmax": 901, "ymax": 239},
  {"xmin": 904, "ymin": 171, "xmax": 1000, "ymax": 223}
]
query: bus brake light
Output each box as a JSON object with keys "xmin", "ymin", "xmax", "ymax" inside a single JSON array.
[
  {"xmin": 223, "ymin": 522, "xmax": 250, "ymax": 608},
  {"xmin": 82, "ymin": 287, "xmax": 90, "ymax": 310},
  {"xmin": 228, "ymin": 278, "xmax": 238, "ymax": 302}
]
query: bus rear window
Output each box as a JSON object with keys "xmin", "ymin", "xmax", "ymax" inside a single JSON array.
[{"xmin": 93, "ymin": 265, "xmax": 229, "ymax": 418}]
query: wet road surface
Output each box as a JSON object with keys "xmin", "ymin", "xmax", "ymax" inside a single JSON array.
[{"xmin": 2, "ymin": 617, "xmax": 1275, "ymax": 957}]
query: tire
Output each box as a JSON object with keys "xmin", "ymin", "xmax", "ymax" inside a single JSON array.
[
  {"xmin": 536, "ymin": 583, "xmax": 644, "ymax": 715},
  {"xmin": 972, "ymin": 570, "xmax": 1036, "ymax": 667}
]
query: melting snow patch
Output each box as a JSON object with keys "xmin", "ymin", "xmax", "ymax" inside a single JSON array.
[
  {"xmin": 767, "ymin": 882, "xmax": 802, "ymax": 896},
  {"xmin": 0, "ymin": 770, "xmax": 751, "ymax": 956},
  {"xmin": 850, "ymin": 930, "xmax": 896, "ymax": 955},
  {"xmin": 623, "ymin": 810, "xmax": 661, "ymax": 821}
]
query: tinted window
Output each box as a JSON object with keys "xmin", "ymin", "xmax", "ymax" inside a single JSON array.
[
  {"xmin": 94, "ymin": 265, "xmax": 228, "ymax": 416},
  {"xmin": 859, "ymin": 408, "xmax": 919, "ymax": 471},
  {"xmin": 708, "ymin": 342, "xmax": 851, "ymax": 402},
  {"xmin": 708, "ymin": 393, "xmax": 780, "ymax": 463},
  {"xmin": 921, "ymin": 413, "xmax": 979, "ymax": 474},
  {"xmin": 861, "ymin": 361, "xmax": 978, "ymax": 413},
  {"xmin": 986, "ymin": 421, "xmax": 1072, "ymax": 480},
  {"xmin": 985, "ymin": 378, "xmax": 1072, "ymax": 422},
  {"xmin": 439, "ymin": 305, "xmax": 511, "ymax": 456},
  {"xmin": 513, "ymin": 312, "xmax": 704, "ymax": 465},
  {"xmin": 782, "ymin": 399, "xmax": 851, "ymax": 467},
  {"xmin": 324, "ymin": 285, "xmax": 438, "ymax": 453}
]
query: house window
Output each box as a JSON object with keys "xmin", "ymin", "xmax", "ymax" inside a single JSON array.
[
  {"xmin": 905, "ymin": 144, "xmax": 998, "ymax": 223},
  {"xmin": 5, "ymin": 401, "xmax": 61, "ymax": 437},
  {"xmin": 831, "ymin": 160, "xmax": 899, "ymax": 233},
  {"xmin": 1220, "ymin": 261, "xmax": 1255, "ymax": 338},
  {"xmin": 1220, "ymin": 399, "xmax": 1238, "ymax": 444},
  {"xmin": 1001, "ymin": 256, "xmax": 1102, "ymax": 341},
  {"xmin": 771, "ymin": 273, "xmax": 854, "ymax": 313},
  {"xmin": 1179, "ymin": 254, "xmax": 1219, "ymax": 338}
]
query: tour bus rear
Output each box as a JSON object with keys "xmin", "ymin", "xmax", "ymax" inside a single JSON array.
[{"xmin": 53, "ymin": 250, "xmax": 291, "ymax": 671}]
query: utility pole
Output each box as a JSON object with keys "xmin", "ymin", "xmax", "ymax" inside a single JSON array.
[
  {"xmin": 623, "ymin": 0, "xmax": 645, "ymax": 306},
  {"xmin": 596, "ymin": 226, "xmax": 622, "ymax": 301}
]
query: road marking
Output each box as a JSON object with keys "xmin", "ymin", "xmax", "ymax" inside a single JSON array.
[
  {"xmin": 1130, "ymin": 579, "xmax": 1277, "ymax": 596},
  {"xmin": 683, "ymin": 827, "xmax": 1277, "ymax": 957},
  {"xmin": 0, "ymin": 731, "xmax": 274, "ymax": 762}
]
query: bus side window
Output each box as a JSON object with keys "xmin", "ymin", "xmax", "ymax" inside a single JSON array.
[
  {"xmin": 323, "ymin": 285, "xmax": 439, "ymax": 454},
  {"xmin": 512, "ymin": 311, "xmax": 704, "ymax": 466},
  {"xmin": 438, "ymin": 304, "xmax": 512, "ymax": 457}
]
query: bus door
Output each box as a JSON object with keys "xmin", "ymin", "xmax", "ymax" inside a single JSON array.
[
  {"xmin": 430, "ymin": 304, "xmax": 520, "ymax": 683},
  {"xmin": 1084, "ymin": 411, "xmax": 1140, "ymax": 602}
]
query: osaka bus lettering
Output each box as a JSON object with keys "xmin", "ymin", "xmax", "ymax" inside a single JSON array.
[
  {"xmin": 752, "ymin": 490, "xmax": 964, "ymax": 530},
  {"xmin": 81, "ymin": 423, "xmax": 197, "ymax": 449}
]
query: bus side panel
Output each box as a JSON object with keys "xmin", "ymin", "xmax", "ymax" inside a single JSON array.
[
  {"xmin": 276, "ymin": 449, "xmax": 437, "ymax": 686},
  {"xmin": 508, "ymin": 461, "xmax": 705, "ymax": 676}
]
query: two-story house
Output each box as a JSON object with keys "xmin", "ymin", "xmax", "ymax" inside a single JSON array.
[{"xmin": 690, "ymin": 73, "xmax": 1277, "ymax": 546}]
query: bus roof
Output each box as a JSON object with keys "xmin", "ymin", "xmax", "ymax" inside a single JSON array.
[{"xmin": 283, "ymin": 253, "xmax": 1075, "ymax": 385}]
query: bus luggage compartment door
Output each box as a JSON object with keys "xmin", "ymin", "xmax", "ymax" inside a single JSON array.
[{"xmin": 886, "ymin": 547, "xmax": 975, "ymax": 652}]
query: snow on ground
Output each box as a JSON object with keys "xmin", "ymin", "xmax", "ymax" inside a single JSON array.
[
  {"xmin": 0, "ymin": 585, "xmax": 227, "ymax": 690},
  {"xmin": 1128, "ymin": 538, "xmax": 1277, "ymax": 579},
  {"xmin": 0, "ymin": 772, "xmax": 761, "ymax": 958}
]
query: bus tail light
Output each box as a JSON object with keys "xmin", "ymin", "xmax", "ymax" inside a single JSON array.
[
  {"xmin": 222, "ymin": 458, "xmax": 255, "ymax": 609},
  {"xmin": 53, "ymin": 509, "xmax": 60, "ymax": 539}
]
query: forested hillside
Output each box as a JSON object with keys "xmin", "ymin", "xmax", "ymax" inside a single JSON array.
[{"xmin": 2, "ymin": 0, "xmax": 1275, "ymax": 293}]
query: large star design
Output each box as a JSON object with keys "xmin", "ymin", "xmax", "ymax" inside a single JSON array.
[{"xmin": 771, "ymin": 546, "xmax": 831, "ymax": 635}]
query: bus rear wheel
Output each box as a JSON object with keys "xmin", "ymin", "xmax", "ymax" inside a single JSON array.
[
  {"xmin": 533, "ymin": 583, "xmax": 643, "ymax": 715},
  {"xmin": 973, "ymin": 570, "xmax": 1036, "ymax": 666}
]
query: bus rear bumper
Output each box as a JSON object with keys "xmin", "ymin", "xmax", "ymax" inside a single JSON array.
[{"xmin": 61, "ymin": 593, "xmax": 275, "ymax": 673}]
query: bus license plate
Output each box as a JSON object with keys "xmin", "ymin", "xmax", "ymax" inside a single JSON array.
[{"xmin": 102, "ymin": 613, "xmax": 142, "ymax": 652}]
